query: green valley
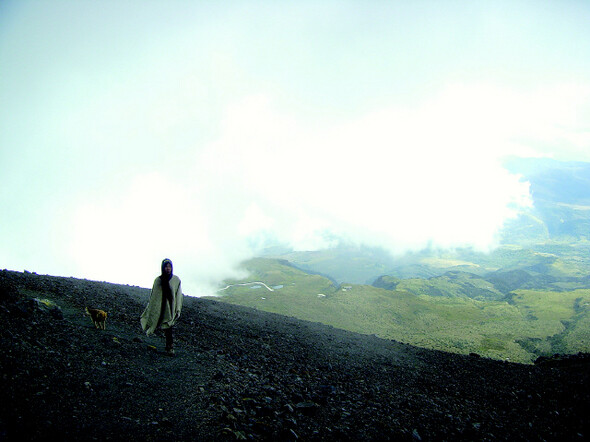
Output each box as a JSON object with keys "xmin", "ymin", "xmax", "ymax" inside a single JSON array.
[{"xmin": 208, "ymin": 257, "xmax": 590, "ymax": 364}]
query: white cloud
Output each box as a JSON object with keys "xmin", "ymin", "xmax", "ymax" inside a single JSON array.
[
  {"xmin": 65, "ymin": 82, "xmax": 590, "ymax": 295},
  {"xmin": 69, "ymin": 172, "xmax": 249, "ymax": 295},
  {"xmin": 192, "ymin": 87, "xmax": 535, "ymax": 252}
]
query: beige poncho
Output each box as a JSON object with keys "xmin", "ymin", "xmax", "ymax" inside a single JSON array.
[{"xmin": 140, "ymin": 274, "xmax": 183, "ymax": 335}]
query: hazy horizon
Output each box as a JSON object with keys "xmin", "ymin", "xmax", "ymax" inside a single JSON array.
[{"xmin": 1, "ymin": 1, "xmax": 590, "ymax": 295}]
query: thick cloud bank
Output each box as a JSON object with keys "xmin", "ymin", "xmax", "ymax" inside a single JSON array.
[{"xmin": 67, "ymin": 87, "xmax": 543, "ymax": 295}]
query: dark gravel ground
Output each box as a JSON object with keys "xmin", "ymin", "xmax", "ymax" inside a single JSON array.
[{"xmin": 1, "ymin": 269, "xmax": 589, "ymax": 441}]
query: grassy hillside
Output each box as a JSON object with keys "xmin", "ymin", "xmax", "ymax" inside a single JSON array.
[
  {"xmin": 209, "ymin": 258, "xmax": 590, "ymax": 364},
  {"xmin": 381, "ymin": 271, "xmax": 507, "ymax": 301},
  {"xmin": 508, "ymin": 289, "xmax": 590, "ymax": 356}
]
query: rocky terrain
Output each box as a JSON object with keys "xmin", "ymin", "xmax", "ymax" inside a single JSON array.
[{"xmin": 1, "ymin": 269, "xmax": 589, "ymax": 441}]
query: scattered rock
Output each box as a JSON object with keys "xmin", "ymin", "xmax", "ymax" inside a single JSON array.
[{"xmin": 0, "ymin": 269, "xmax": 589, "ymax": 441}]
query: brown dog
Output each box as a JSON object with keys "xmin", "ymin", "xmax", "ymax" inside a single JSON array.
[{"xmin": 85, "ymin": 307, "xmax": 107, "ymax": 330}]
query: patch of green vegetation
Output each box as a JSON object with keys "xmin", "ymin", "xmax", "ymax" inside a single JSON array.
[
  {"xmin": 208, "ymin": 258, "xmax": 590, "ymax": 364},
  {"xmin": 509, "ymin": 289, "xmax": 590, "ymax": 356},
  {"xmin": 372, "ymin": 275, "xmax": 401, "ymax": 290},
  {"xmin": 394, "ymin": 272, "xmax": 505, "ymax": 301}
]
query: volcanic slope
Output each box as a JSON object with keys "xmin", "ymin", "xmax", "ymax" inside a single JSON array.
[{"xmin": 1, "ymin": 269, "xmax": 588, "ymax": 441}]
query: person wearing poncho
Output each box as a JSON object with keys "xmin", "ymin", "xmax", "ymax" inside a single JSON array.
[{"xmin": 140, "ymin": 258, "xmax": 183, "ymax": 354}]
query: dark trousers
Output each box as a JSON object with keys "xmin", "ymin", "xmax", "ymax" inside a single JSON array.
[
  {"xmin": 164, "ymin": 328, "xmax": 173, "ymax": 350},
  {"xmin": 158, "ymin": 294, "xmax": 174, "ymax": 350}
]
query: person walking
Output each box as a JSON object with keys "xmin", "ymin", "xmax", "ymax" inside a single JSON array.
[{"xmin": 140, "ymin": 258, "xmax": 183, "ymax": 355}]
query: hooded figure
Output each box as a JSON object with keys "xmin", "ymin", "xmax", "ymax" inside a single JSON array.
[{"xmin": 140, "ymin": 258, "xmax": 183, "ymax": 354}]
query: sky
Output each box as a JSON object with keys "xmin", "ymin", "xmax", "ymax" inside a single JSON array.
[{"xmin": 1, "ymin": 1, "xmax": 590, "ymax": 296}]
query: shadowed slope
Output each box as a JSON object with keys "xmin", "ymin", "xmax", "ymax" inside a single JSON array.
[{"xmin": 1, "ymin": 269, "xmax": 589, "ymax": 440}]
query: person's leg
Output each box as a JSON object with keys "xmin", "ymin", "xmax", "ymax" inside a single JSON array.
[{"xmin": 164, "ymin": 328, "xmax": 174, "ymax": 354}]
